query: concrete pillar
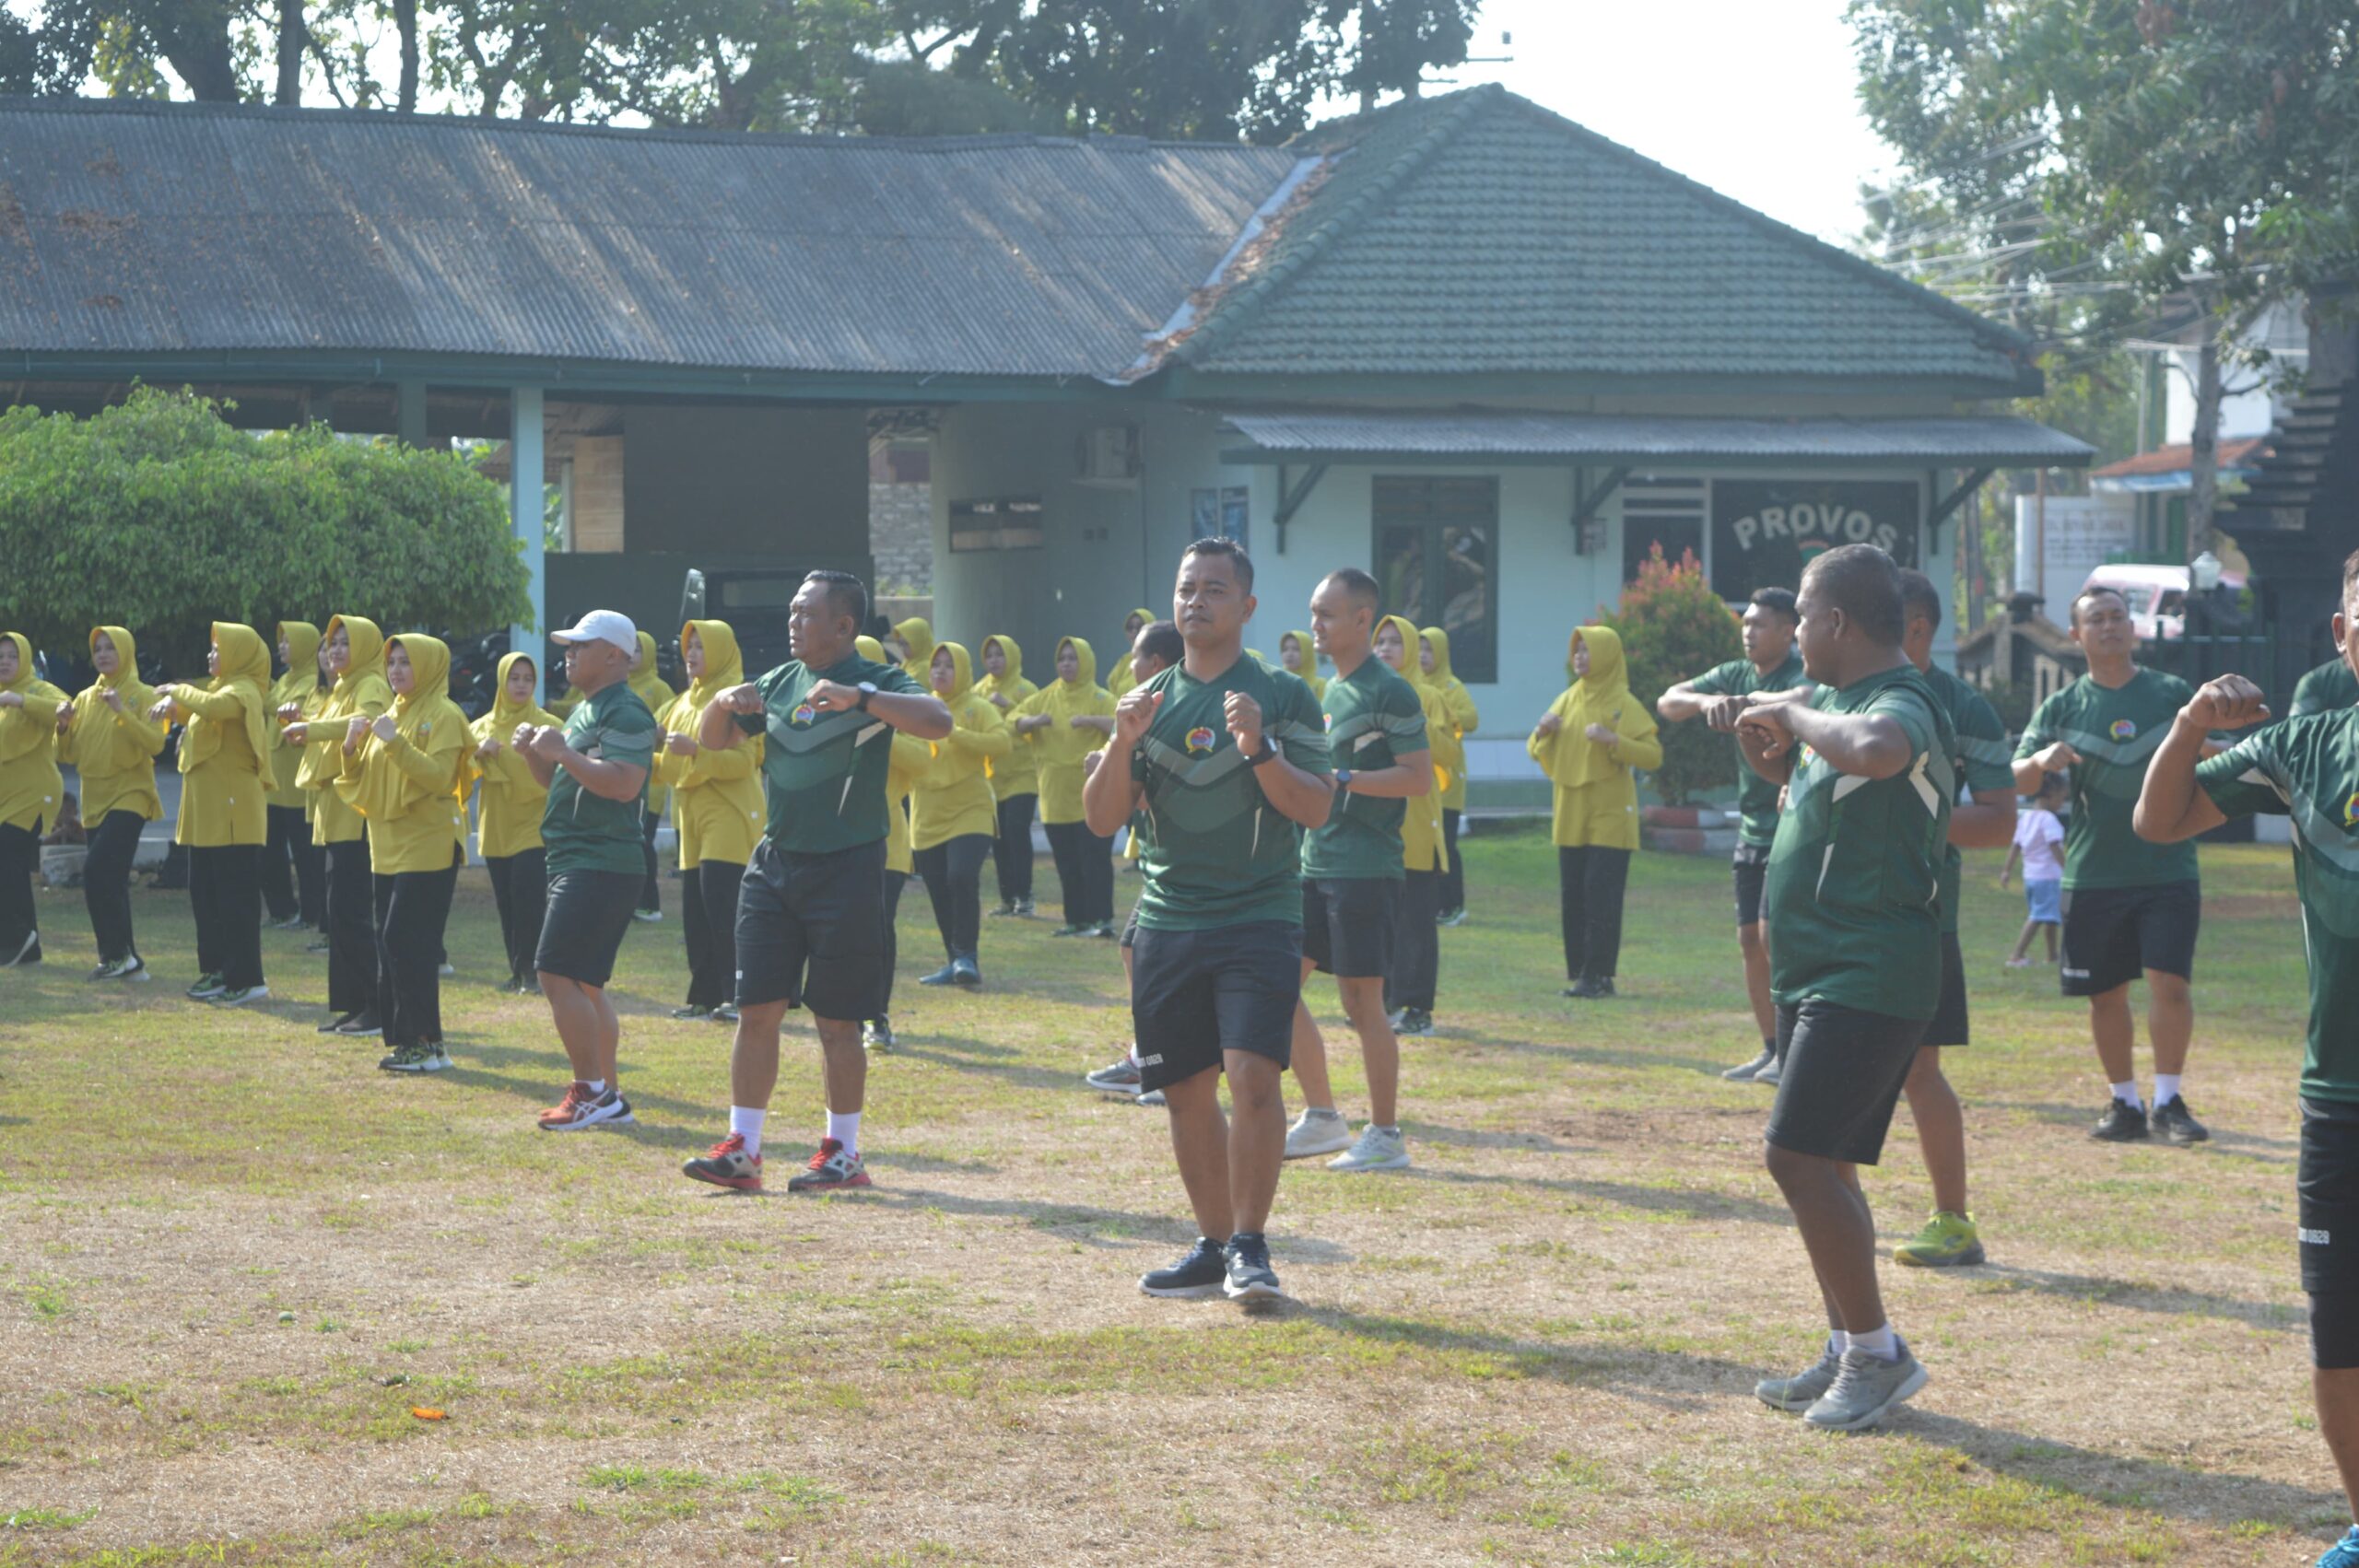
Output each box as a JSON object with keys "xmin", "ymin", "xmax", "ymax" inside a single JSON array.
[
  {"xmin": 511, "ymin": 385, "xmax": 545, "ymax": 655},
  {"xmin": 395, "ymin": 380, "xmax": 428, "ymax": 449}
]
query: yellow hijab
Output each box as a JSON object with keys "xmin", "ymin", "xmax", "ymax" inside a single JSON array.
[
  {"xmin": 895, "ymin": 616, "xmax": 937, "ymax": 684},
  {"xmin": 349, "ymin": 634, "xmax": 475, "ymax": 819},
  {"xmin": 272, "ymin": 622, "xmax": 322, "ymax": 712},
  {"xmin": 179, "ymin": 623, "xmax": 275, "ymax": 781},
  {"xmin": 628, "ymin": 630, "xmax": 675, "ymax": 711},
  {"xmin": 975, "ymin": 634, "xmax": 1032, "ymax": 701},
  {"xmin": 856, "ymin": 635, "xmax": 890, "ymax": 665},
  {"xmin": 85, "ymin": 626, "xmax": 157, "ymax": 714},
  {"xmin": 680, "ymin": 619, "xmax": 745, "ymax": 709},
  {"xmin": 480, "ymin": 650, "xmax": 558, "ymax": 737},
  {"xmin": 2, "ymin": 631, "xmax": 69, "ymax": 718},
  {"xmin": 1378, "ymin": 614, "xmax": 1432, "ymax": 694},
  {"xmin": 1555, "ymin": 625, "xmax": 1637, "ymax": 790},
  {"xmin": 318, "ymin": 614, "xmax": 390, "ymax": 723}
]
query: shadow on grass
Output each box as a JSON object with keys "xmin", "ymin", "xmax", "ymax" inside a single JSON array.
[
  {"xmin": 1433, "ymin": 1024, "xmax": 1741, "ymax": 1078},
  {"xmin": 857, "ymin": 1184, "xmax": 1358, "ymax": 1260},
  {"xmin": 1404, "ymin": 1163, "xmax": 1795, "ymax": 1225},
  {"xmin": 887, "ymin": 1036, "xmax": 1113, "ymax": 1094},
  {"xmin": 1396, "ymin": 1121, "xmax": 1586, "ymax": 1153},
  {"xmin": 1962, "ymin": 1264, "xmax": 2302, "ymax": 1331}
]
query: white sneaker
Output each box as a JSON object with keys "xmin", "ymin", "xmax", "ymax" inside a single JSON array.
[
  {"xmin": 1753, "ymin": 1057, "xmax": 1784, "ymax": 1087},
  {"xmin": 212, "ymin": 984, "xmax": 271, "ymax": 1007},
  {"xmin": 1283, "ymin": 1106, "xmax": 1353, "ymax": 1160},
  {"xmin": 1329, "ymin": 1124, "xmax": 1410, "ymax": 1172}
]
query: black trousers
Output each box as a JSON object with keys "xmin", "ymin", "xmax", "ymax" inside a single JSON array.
[
  {"xmin": 1044, "ymin": 819, "xmax": 1115, "ymax": 927},
  {"xmin": 323, "ymin": 837, "xmax": 377, "ymax": 1016},
  {"xmin": 0, "ymin": 819, "xmax": 39, "ymax": 955},
  {"xmin": 1558, "ymin": 845, "xmax": 1632, "ymax": 983},
  {"xmin": 1441, "ymin": 808, "xmax": 1466, "ymax": 913},
  {"xmin": 375, "ymin": 864, "xmax": 457, "ymax": 1048},
  {"xmin": 485, "ymin": 848, "xmax": 547, "ymax": 985},
  {"xmin": 1389, "ymin": 867, "xmax": 1442, "ymax": 1012},
  {"xmin": 261, "ymin": 803, "xmax": 319, "ymax": 923},
  {"xmin": 84, "ymin": 809, "xmax": 145, "ymax": 963},
  {"xmin": 638, "ymin": 802, "xmax": 662, "ymax": 914},
  {"xmin": 877, "ymin": 867, "xmax": 908, "ymax": 1020},
  {"xmin": 992, "ymin": 793, "xmax": 1037, "ymax": 905},
  {"xmin": 189, "ymin": 843, "xmax": 264, "ymax": 989},
  {"xmin": 913, "ymin": 832, "xmax": 992, "ymax": 963},
  {"xmin": 681, "ymin": 859, "xmax": 745, "ymax": 1010}
]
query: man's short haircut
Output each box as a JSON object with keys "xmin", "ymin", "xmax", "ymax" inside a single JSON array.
[
  {"xmin": 1136, "ymin": 619, "xmax": 1183, "ymax": 670},
  {"xmin": 1181, "ymin": 536, "xmax": 1254, "ymax": 592},
  {"xmin": 1320, "ymin": 567, "xmax": 1381, "ymax": 614},
  {"xmin": 804, "ymin": 569, "xmax": 869, "ymax": 630},
  {"xmin": 1748, "ymin": 586, "xmax": 1800, "ymax": 624},
  {"xmin": 1895, "ymin": 568, "xmax": 1942, "ymax": 632},
  {"xmin": 1802, "ymin": 544, "xmax": 1906, "ymax": 647},
  {"xmin": 2343, "ymin": 548, "xmax": 2359, "ymax": 608}
]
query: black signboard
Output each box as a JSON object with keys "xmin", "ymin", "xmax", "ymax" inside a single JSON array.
[{"xmin": 1709, "ymin": 480, "xmax": 1921, "ymax": 601}]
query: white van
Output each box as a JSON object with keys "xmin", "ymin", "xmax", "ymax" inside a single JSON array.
[{"xmin": 2079, "ymin": 563, "xmax": 2246, "ymax": 641}]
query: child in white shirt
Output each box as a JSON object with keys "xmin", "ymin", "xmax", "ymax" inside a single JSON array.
[{"xmin": 1999, "ymin": 771, "xmax": 2068, "ymax": 966}]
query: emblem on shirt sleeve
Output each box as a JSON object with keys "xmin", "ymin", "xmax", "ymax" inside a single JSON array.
[
  {"xmin": 2343, "ymin": 790, "xmax": 2359, "ymax": 828},
  {"xmin": 1186, "ymin": 726, "xmax": 1216, "ymax": 755}
]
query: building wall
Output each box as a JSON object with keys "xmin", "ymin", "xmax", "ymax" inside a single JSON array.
[
  {"xmin": 870, "ymin": 479, "xmax": 935, "ymax": 594},
  {"xmin": 2165, "ymin": 301, "xmax": 2307, "ymax": 444},
  {"xmin": 622, "ymin": 404, "xmax": 870, "ymax": 557}
]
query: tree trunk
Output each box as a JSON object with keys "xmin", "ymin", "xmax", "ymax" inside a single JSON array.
[
  {"xmin": 275, "ymin": 0, "xmax": 303, "ymax": 104},
  {"xmin": 2188, "ymin": 332, "xmax": 2222, "ymax": 559},
  {"xmin": 395, "ymin": 0, "xmax": 419, "ymax": 112},
  {"xmin": 160, "ymin": 12, "xmax": 240, "ymax": 102}
]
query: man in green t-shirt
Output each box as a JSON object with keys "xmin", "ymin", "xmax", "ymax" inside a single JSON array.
[
  {"xmin": 2293, "ymin": 656, "xmax": 2359, "ymax": 719},
  {"xmin": 2134, "ymin": 556, "xmax": 2359, "ymax": 1559},
  {"xmin": 1085, "ymin": 538, "xmax": 1333, "ymax": 1302},
  {"xmin": 1283, "ymin": 568, "xmax": 1432, "ymax": 1174},
  {"xmin": 2013, "ymin": 585, "xmax": 2208, "ymax": 1145},
  {"xmin": 679, "ymin": 571, "xmax": 947, "ymax": 1196},
  {"xmin": 1734, "ymin": 544, "xmax": 1954, "ymax": 1433},
  {"xmin": 514, "ymin": 610, "xmax": 659, "ymax": 1133},
  {"xmin": 1659, "ymin": 585, "xmax": 1810, "ymax": 1082}
]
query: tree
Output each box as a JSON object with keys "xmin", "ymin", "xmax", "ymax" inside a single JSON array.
[{"xmin": 1598, "ymin": 546, "xmax": 1743, "ymax": 807}]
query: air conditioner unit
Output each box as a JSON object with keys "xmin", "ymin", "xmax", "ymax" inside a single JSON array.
[{"xmin": 1077, "ymin": 424, "xmax": 1141, "ymax": 483}]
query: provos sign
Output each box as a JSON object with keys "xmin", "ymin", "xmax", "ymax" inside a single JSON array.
[{"xmin": 1709, "ymin": 480, "xmax": 1920, "ymax": 601}]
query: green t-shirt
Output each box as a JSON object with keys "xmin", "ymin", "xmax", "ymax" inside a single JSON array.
[
  {"xmin": 2016, "ymin": 668, "xmax": 2200, "ymax": 891},
  {"xmin": 735, "ymin": 653, "xmax": 926, "ymax": 855},
  {"xmin": 542, "ymin": 681, "xmax": 660, "ymax": 877},
  {"xmin": 2198, "ymin": 710, "xmax": 2359, "ymax": 1102},
  {"xmin": 1764, "ymin": 663, "xmax": 1954, "ymax": 1020},
  {"xmin": 1129, "ymin": 652, "xmax": 1330, "ymax": 930},
  {"xmin": 1924, "ymin": 661, "xmax": 2016, "ymax": 935},
  {"xmin": 2291, "ymin": 658, "xmax": 2359, "ymax": 719},
  {"xmin": 1300, "ymin": 655, "xmax": 1427, "ymax": 882},
  {"xmin": 1690, "ymin": 650, "xmax": 1811, "ymax": 847}
]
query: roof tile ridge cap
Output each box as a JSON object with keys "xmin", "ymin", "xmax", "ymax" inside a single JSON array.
[
  {"xmin": 1492, "ymin": 91, "xmax": 2036, "ymax": 367},
  {"xmin": 1174, "ymin": 87, "xmax": 1496, "ymax": 367}
]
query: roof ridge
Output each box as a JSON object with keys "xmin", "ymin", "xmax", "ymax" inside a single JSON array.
[{"xmin": 1169, "ymin": 85, "xmax": 1502, "ymax": 368}]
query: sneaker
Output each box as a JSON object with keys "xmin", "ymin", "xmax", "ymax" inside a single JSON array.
[
  {"xmin": 863, "ymin": 1017, "xmax": 896, "ymax": 1050},
  {"xmin": 1438, "ymin": 907, "xmax": 1468, "ymax": 928},
  {"xmin": 2002, "ymin": 956, "xmax": 2033, "ymax": 969},
  {"xmin": 1092, "ymin": 921, "xmax": 1120, "ymax": 939},
  {"xmin": 1050, "ymin": 923, "xmax": 1088, "ymax": 938},
  {"xmin": 335, "ymin": 1011, "xmax": 384, "ymax": 1037},
  {"xmin": 1755, "ymin": 1336, "xmax": 1845, "ymax": 1411},
  {"xmin": 1560, "ymin": 976, "xmax": 1615, "ymax": 999},
  {"xmin": 2153, "ymin": 1095, "xmax": 2210, "ymax": 1145},
  {"xmin": 1394, "ymin": 1008, "xmax": 1435, "ymax": 1037},
  {"xmin": 303, "ymin": 938, "xmax": 332, "ymax": 954},
  {"xmin": 265, "ymin": 912, "xmax": 307, "ymax": 930},
  {"xmin": 1895, "ymin": 1211, "xmax": 1986, "ymax": 1269},
  {"xmin": 317, "ymin": 1012, "xmax": 357, "ymax": 1035},
  {"xmin": 1752, "ymin": 1057, "xmax": 1784, "ymax": 1088},
  {"xmin": 1802, "ymin": 1341, "xmax": 1928, "ymax": 1432},
  {"xmin": 682, "ymin": 1131, "xmax": 764, "ymax": 1191},
  {"xmin": 2091, "ymin": 1099, "xmax": 2150, "ymax": 1141},
  {"xmin": 1135, "ymin": 1089, "xmax": 1167, "ymax": 1106},
  {"xmin": 1722, "ymin": 1047, "xmax": 1776, "ymax": 1082},
  {"xmin": 632, "ymin": 907, "xmax": 663, "ymax": 924},
  {"xmin": 437, "ymin": 962, "xmax": 456, "ymax": 977},
  {"xmin": 1139, "ymin": 1236, "xmax": 1229, "ymax": 1298},
  {"xmin": 1222, "ymin": 1234, "xmax": 1283, "ymax": 1301},
  {"xmin": 4, "ymin": 930, "xmax": 41, "ymax": 967},
  {"xmin": 212, "ymin": 984, "xmax": 271, "ymax": 1007},
  {"xmin": 918, "ymin": 962, "xmax": 959, "ymax": 986},
  {"xmin": 710, "ymin": 1003, "xmax": 738, "ymax": 1024},
  {"xmin": 1084, "ymin": 1055, "xmax": 1142, "ymax": 1093},
  {"xmin": 951, "ymin": 956, "xmax": 981, "ymax": 989},
  {"xmin": 90, "ymin": 955, "xmax": 149, "ymax": 982},
  {"xmin": 1330, "ymin": 1124, "xmax": 1411, "ymax": 1172},
  {"xmin": 986, "ymin": 899, "xmax": 1018, "ymax": 919},
  {"xmin": 185, "ymin": 972, "xmax": 227, "ymax": 1000},
  {"xmin": 536, "ymin": 1082, "xmax": 633, "ymax": 1130},
  {"xmin": 1014, "ymin": 897, "xmax": 1037, "ymax": 919},
  {"xmin": 1284, "ymin": 1106, "xmax": 1353, "ymax": 1160},
  {"xmin": 786, "ymin": 1139, "xmax": 870, "ymax": 1192},
  {"xmin": 2317, "ymin": 1525, "xmax": 2359, "ymax": 1568},
  {"xmin": 670, "ymin": 1004, "xmax": 712, "ymax": 1021},
  {"xmin": 379, "ymin": 1042, "xmax": 450, "ymax": 1073}
]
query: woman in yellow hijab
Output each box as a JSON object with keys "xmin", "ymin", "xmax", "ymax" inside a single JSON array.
[
  {"xmin": 288, "ymin": 615, "xmax": 393, "ymax": 1032},
  {"xmin": 974, "ymin": 634, "xmax": 1040, "ymax": 919},
  {"xmin": 654, "ymin": 620, "xmax": 764, "ymax": 1021},
  {"xmin": 1012, "ymin": 635, "xmax": 1119, "ymax": 936},
  {"xmin": 1528, "ymin": 624, "xmax": 1661, "ymax": 999},
  {"xmin": 1104, "ymin": 607, "xmax": 1156, "ymax": 699},
  {"xmin": 890, "ymin": 615, "xmax": 936, "ymax": 685},
  {"xmin": 1277, "ymin": 628, "xmax": 1328, "ymax": 700},
  {"xmin": 262, "ymin": 622, "xmax": 323, "ymax": 932},
  {"xmin": 910, "ymin": 640, "xmax": 1009, "ymax": 988},
  {"xmin": 1375, "ymin": 615, "xmax": 1449, "ymax": 1035},
  {"xmin": 1419, "ymin": 627, "xmax": 1482, "ymax": 924},
  {"xmin": 627, "ymin": 630, "xmax": 677, "ymax": 923},
  {"xmin": 857, "ymin": 634, "xmax": 931, "ymax": 1051},
  {"xmin": 0, "ymin": 632, "xmax": 69, "ymax": 966},
  {"xmin": 149, "ymin": 623, "xmax": 276, "ymax": 1005},
  {"xmin": 59, "ymin": 626, "xmax": 166, "ymax": 977},
  {"xmin": 469, "ymin": 651, "xmax": 559, "ymax": 992},
  {"xmin": 336, "ymin": 634, "xmax": 475, "ymax": 1072}
]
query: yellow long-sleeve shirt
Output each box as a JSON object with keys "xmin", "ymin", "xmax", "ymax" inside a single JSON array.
[
  {"xmin": 910, "ymin": 643, "xmax": 1011, "ymax": 851},
  {"xmin": 169, "ymin": 684, "xmax": 269, "ymax": 848}
]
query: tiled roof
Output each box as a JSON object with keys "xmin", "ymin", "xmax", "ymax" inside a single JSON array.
[
  {"xmin": 2090, "ymin": 438, "xmax": 2270, "ymax": 478},
  {"xmin": 1220, "ymin": 409, "xmax": 2093, "ymax": 466}
]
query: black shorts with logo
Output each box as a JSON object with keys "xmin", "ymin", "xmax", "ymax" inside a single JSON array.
[
  {"xmin": 1302, "ymin": 875, "xmax": 1402, "ymax": 979},
  {"xmin": 2302, "ymin": 1098, "xmax": 2359, "ymax": 1367},
  {"xmin": 534, "ymin": 868, "xmax": 641, "ymax": 988},
  {"xmin": 1731, "ymin": 843, "xmax": 1770, "ymax": 928},
  {"xmin": 1922, "ymin": 931, "xmax": 1970, "ymax": 1048},
  {"xmin": 2060, "ymin": 880, "xmax": 2201, "ymax": 997},
  {"xmin": 1130, "ymin": 919, "xmax": 1304, "ymax": 1094},
  {"xmin": 1765, "ymin": 1000, "xmax": 1928, "ymax": 1166},
  {"xmin": 734, "ymin": 837, "xmax": 887, "ymax": 1019}
]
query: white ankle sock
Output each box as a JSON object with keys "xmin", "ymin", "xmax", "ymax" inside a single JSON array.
[
  {"xmin": 584, "ymin": 1079, "xmax": 607, "ymax": 1096},
  {"xmin": 827, "ymin": 1110, "xmax": 862, "ymax": 1155},
  {"xmin": 2111, "ymin": 1080, "xmax": 2143, "ymax": 1109},
  {"xmin": 2153, "ymin": 1072, "xmax": 2182, "ymax": 1108},
  {"xmin": 730, "ymin": 1106, "xmax": 766, "ymax": 1157},
  {"xmin": 1847, "ymin": 1324, "xmax": 1898, "ymax": 1361}
]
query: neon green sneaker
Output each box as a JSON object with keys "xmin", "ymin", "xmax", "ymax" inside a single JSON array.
[{"xmin": 1895, "ymin": 1211, "xmax": 1985, "ymax": 1269}]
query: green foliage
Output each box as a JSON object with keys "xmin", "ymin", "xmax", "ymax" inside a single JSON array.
[
  {"xmin": 1598, "ymin": 546, "xmax": 1743, "ymax": 807},
  {"xmin": 0, "ymin": 387, "xmax": 531, "ymax": 676}
]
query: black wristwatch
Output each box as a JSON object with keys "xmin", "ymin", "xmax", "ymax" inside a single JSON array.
[
  {"xmin": 855, "ymin": 682, "xmax": 878, "ymax": 712},
  {"xmin": 1249, "ymin": 736, "xmax": 1280, "ymax": 766},
  {"xmin": 1333, "ymin": 767, "xmax": 1354, "ymax": 792}
]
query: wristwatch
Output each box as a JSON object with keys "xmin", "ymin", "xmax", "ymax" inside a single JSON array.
[
  {"xmin": 1333, "ymin": 767, "xmax": 1354, "ymax": 793},
  {"xmin": 1250, "ymin": 736, "xmax": 1280, "ymax": 766},
  {"xmin": 855, "ymin": 682, "xmax": 878, "ymax": 712}
]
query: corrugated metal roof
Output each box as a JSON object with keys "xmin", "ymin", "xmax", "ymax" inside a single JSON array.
[
  {"xmin": 1221, "ymin": 409, "xmax": 2095, "ymax": 467},
  {"xmin": 0, "ymin": 98, "xmax": 1297, "ymax": 380}
]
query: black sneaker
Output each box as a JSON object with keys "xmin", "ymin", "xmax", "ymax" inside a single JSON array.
[
  {"xmin": 1223, "ymin": 1234, "xmax": 1283, "ymax": 1301},
  {"xmin": 951, "ymin": 955, "xmax": 981, "ymax": 989},
  {"xmin": 335, "ymin": 1010, "xmax": 384, "ymax": 1037},
  {"xmin": 669, "ymin": 1004, "xmax": 711, "ymax": 1021},
  {"xmin": 1139, "ymin": 1236, "xmax": 1228, "ymax": 1299},
  {"xmin": 318, "ymin": 1011, "xmax": 357, "ymax": 1035},
  {"xmin": 918, "ymin": 962, "xmax": 959, "ymax": 986},
  {"xmin": 1563, "ymin": 976, "xmax": 1615, "ymax": 1000},
  {"xmin": 2152, "ymin": 1095, "xmax": 2210, "ymax": 1145},
  {"xmin": 2091, "ymin": 1099, "xmax": 2150, "ymax": 1141}
]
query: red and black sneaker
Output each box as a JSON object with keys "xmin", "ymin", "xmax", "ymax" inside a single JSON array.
[
  {"xmin": 784, "ymin": 1138, "xmax": 870, "ymax": 1193},
  {"xmin": 683, "ymin": 1132, "xmax": 764, "ymax": 1191},
  {"xmin": 536, "ymin": 1081, "xmax": 633, "ymax": 1131}
]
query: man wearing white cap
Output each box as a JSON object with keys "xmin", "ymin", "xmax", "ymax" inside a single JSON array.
[{"xmin": 514, "ymin": 610, "xmax": 661, "ymax": 1130}]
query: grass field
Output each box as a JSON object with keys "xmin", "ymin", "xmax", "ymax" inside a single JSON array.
[{"xmin": 0, "ymin": 825, "xmax": 2344, "ymax": 1566}]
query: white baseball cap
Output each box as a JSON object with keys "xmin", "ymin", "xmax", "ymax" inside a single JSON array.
[{"xmin": 549, "ymin": 609, "xmax": 637, "ymax": 654}]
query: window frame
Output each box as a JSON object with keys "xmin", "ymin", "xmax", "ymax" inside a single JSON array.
[{"xmin": 1370, "ymin": 474, "xmax": 1499, "ymax": 686}]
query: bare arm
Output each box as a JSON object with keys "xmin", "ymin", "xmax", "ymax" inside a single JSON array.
[
  {"xmin": 1951, "ymin": 788, "xmax": 2018, "ymax": 850},
  {"xmin": 1774, "ymin": 701, "xmax": 1913, "ymax": 780},
  {"xmin": 2013, "ymin": 741, "xmax": 2081, "ymax": 796},
  {"xmin": 2134, "ymin": 675, "xmax": 2268, "ymax": 842},
  {"xmin": 1081, "ymin": 689, "xmax": 1153, "ymax": 837},
  {"xmin": 1655, "ymin": 679, "xmax": 1712, "ymax": 724},
  {"xmin": 1227, "ymin": 690, "xmax": 1332, "ymax": 830}
]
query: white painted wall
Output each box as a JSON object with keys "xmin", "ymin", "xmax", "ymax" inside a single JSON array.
[{"xmin": 2164, "ymin": 300, "xmax": 2308, "ymax": 444}]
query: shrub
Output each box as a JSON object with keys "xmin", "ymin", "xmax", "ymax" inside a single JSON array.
[{"xmin": 1598, "ymin": 545, "xmax": 1743, "ymax": 806}]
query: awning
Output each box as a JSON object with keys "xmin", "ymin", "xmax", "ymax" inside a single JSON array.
[{"xmin": 1218, "ymin": 410, "xmax": 2095, "ymax": 469}]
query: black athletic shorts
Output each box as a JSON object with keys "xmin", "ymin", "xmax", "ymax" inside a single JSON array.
[
  {"xmin": 1121, "ymin": 904, "xmax": 1139, "ymax": 950},
  {"xmin": 1765, "ymin": 1000, "xmax": 1928, "ymax": 1166},
  {"xmin": 1130, "ymin": 919, "xmax": 1303, "ymax": 1094},
  {"xmin": 1732, "ymin": 843, "xmax": 1770, "ymax": 928},
  {"xmin": 734, "ymin": 836, "xmax": 887, "ymax": 1019},
  {"xmin": 534, "ymin": 868, "xmax": 640, "ymax": 989},
  {"xmin": 2060, "ymin": 880, "xmax": 2201, "ymax": 997},
  {"xmin": 1922, "ymin": 930, "xmax": 1969, "ymax": 1048},
  {"xmin": 1301, "ymin": 875, "xmax": 1402, "ymax": 979}
]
